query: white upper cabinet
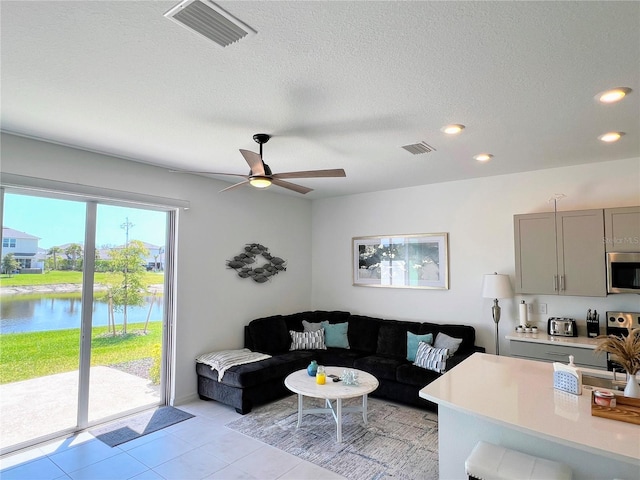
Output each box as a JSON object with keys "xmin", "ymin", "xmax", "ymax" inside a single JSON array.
[
  {"xmin": 604, "ymin": 206, "xmax": 640, "ymax": 252},
  {"xmin": 514, "ymin": 209, "xmax": 606, "ymax": 297}
]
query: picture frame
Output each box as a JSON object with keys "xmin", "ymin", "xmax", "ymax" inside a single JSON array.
[{"xmin": 352, "ymin": 233, "xmax": 449, "ymax": 289}]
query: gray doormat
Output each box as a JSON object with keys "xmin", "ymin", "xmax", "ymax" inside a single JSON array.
[
  {"xmin": 91, "ymin": 406, "xmax": 194, "ymax": 447},
  {"xmin": 226, "ymin": 395, "xmax": 439, "ymax": 479}
]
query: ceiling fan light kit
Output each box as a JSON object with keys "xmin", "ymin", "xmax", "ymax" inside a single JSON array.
[
  {"xmin": 249, "ymin": 177, "xmax": 272, "ymax": 188},
  {"xmin": 174, "ymin": 133, "xmax": 346, "ymax": 194}
]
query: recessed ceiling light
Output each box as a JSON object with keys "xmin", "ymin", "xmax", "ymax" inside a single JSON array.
[
  {"xmin": 598, "ymin": 132, "xmax": 624, "ymax": 143},
  {"xmin": 596, "ymin": 87, "xmax": 632, "ymax": 104},
  {"xmin": 441, "ymin": 124, "xmax": 465, "ymax": 135},
  {"xmin": 474, "ymin": 153, "xmax": 493, "ymax": 162}
]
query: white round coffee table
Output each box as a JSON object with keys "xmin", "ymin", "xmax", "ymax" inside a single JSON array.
[{"xmin": 284, "ymin": 367, "xmax": 379, "ymax": 442}]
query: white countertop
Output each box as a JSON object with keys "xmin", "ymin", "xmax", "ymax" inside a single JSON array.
[
  {"xmin": 506, "ymin": 333, "xmax": 601, "ymax": 349},
  {"xmin": 419, "ymin": 353, "xmax": 640, "ymax": 464}
]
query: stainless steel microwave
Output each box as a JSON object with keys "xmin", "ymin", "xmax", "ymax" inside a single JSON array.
[{"xmin": 607, "ymin": 252, "xmax": 640, "ymax": 294}]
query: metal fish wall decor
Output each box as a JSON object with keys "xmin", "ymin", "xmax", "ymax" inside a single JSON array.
[{"xmin": 226, "ymin": 243, "xmax": 287, "ymax": 283}]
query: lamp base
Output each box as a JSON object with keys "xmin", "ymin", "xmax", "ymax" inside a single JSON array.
[{"xmin": 492, "ymin": 299, "xmax": 501, "ymax": 356}]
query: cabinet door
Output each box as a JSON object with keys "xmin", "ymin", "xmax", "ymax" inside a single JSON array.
[
  {"xmin": 604, "ymin": 206, "xmax": 640, "ymax": 252},
  {"xmin": 556, "ymin": 210, "xmax": 606, "ymax": 297},
  {"xmin": 514, "ymin": 213, "xmax": 557, "ymax": 294}
]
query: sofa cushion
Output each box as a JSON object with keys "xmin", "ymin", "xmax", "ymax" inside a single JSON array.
[
  {"xmin": 396, "ymin": 363, "xmax": 442, "ymax": 387},
  {"xmin": 347, "ymin": 315, "xmax": 380, "ymax": 353},
  {"xmin": 376, "ymin": 320, "xmax": 421, "ymax": 359},
  {"xmin": 407, "ymin": 332, "xmax": 433, "ymax": 362},
  {"xmin": 353, "ymin": 354, "xmax": 405, "ymax": 381},
  {"xmin": 198, "ymin": 351, "xmax": 314, "ymax": 388},
  {"xmin": 312, "ymin": 348, "xmax": 363, "ymax": 368},
  {"xmin": 290, "ymin": 329, "xmax": 326, "ymax": 350},
  {"xmin": 321, "ymin": 321, "xmax": 350, "ymax": 348},
  {"xmin": 247, "ymin": 316, "xmax": 290, "ymax": 354}
]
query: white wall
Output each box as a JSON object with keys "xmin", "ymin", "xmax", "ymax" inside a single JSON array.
[
  {"xmin": 311, "ymin": 158, "xmax": 640, "ymax": 354},
  {"xmin": 3, "ymin": 132, "xmax": 640, "ymax": 401},
  {"xmin": 0, "ymin": 133, "xmax": 313, "ymax": 403}
]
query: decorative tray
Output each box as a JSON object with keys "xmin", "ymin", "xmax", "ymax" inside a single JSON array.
[{"xmin": 591, "ymin": 391, "xmax": 640, "ymax": 425}]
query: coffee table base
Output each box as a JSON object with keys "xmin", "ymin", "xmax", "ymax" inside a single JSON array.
[{"xmin": 295, "ymin": 393, "xmax": 369, "ymax": 442}]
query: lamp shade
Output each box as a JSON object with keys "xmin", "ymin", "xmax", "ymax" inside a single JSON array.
[{"xmin": 482, "ymin": 273, "xmax": 512, "ymax": 299}]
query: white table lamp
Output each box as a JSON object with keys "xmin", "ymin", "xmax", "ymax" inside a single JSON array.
[{"xmin": 482, "ymin": 273, "xmax": 512, "ymax": 355}]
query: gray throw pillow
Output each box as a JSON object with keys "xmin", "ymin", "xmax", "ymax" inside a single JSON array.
[
  {"xmin": 434, "ymin": 332, "xmax": 462, "ymax": 357},
  {"xmin": 302, "ymin": 319, "xmax": 322, "ymax": 332}
]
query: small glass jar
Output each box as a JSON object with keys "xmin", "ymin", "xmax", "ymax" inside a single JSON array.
[
  {"xmin": 316, "ymin": 366, "xmax": 326, "ymax": 385},
  {"xmin": 594, "ymin": 390, "xmax": 616, "ymax": 407}
]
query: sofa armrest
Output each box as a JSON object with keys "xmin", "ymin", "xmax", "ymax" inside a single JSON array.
[{"xmin": 244, "ymin": 325, "xmax": 254, "ymax": 350}]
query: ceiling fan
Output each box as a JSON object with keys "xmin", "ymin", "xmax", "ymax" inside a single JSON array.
[{"xmin": 172, "ymin": 134, "xmax": 346, "ymax": 194}]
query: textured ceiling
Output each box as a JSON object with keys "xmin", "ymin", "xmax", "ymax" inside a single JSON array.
[{"xmin": 1, "ymin": 1, "xmax": 639, "ymax": 199}]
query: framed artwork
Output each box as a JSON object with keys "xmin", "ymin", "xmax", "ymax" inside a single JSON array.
[{"xmin": 352, "ymin": 233, "xmax": 449, "ymax": 289}]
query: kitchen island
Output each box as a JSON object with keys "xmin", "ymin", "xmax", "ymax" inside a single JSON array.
[{"xmin": 419, "ymin": 353, "xmax": 639, "ymax": 480}]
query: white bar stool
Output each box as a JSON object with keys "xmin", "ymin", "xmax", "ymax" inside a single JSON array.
[{"xmin": 465, "ymin": 441, "xmax": 572, "ymax": 480}]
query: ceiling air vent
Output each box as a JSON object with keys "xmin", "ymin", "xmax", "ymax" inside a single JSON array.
[
  {"xmin": 164, "ymin": 0, "xmax": 256, "ymax": 48},
  {"xmin": 401, "ymin": 142, "xmax": 437, "ymax": 155}
]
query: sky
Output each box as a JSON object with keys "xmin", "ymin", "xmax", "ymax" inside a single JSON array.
[{"xmin": 3, "ymin": 193, "xmax": 167, "ymax": 249}]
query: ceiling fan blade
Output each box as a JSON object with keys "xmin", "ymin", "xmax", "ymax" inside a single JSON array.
[
  {"xmin": 239, "ymin": 149, "xmax": 265, "ymax": 176},
  {"xmin": 271, "ymin": 178, "xmax": 313, "ymax": 194},
  {"xmin": 219, "ymin": 180, "xmax": 250, "ymax": 193},
  {"xmin": 273, "ymin": 168, "xmax": 346, "ymax": 179},
  {"xmin": 169, "ymin": 169, "xmax": 248, "ymax": 178}
]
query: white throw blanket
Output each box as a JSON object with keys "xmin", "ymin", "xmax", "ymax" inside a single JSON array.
[{"xmin": 196, "ymin": 348, "xmax": 271, "ymax": 381}]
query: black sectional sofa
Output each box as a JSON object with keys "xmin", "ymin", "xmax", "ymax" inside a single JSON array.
[{"xmin": 196, "ymin": 310, "xmax": 483, "ymax": 414}]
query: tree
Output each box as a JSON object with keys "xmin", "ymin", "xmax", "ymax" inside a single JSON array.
[
  {"xmin": 64, "ymin": 243, "xmax": 83, "ymax": 271},
  {"xmin": 104, "ymin": 240, "xmax": 149, "ymax": 334},
  {"xmin": 47, "ymin": 246, "xmax": 63, "ymax": 270},
  {"xmin": 2, "ymin": 254, "xmax": 20, "ymax": 276}
]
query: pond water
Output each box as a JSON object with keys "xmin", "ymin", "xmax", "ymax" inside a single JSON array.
[{"xmin": 0, "ymin": 293, "xmax": 163, "ymax": 334}]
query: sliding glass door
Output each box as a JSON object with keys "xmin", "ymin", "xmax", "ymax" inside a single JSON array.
[
  {"xmin": 0, "ymin": 194, "xmax": 87, "ymax": 450},
  {"xmin": 0, "ymin": 191, "xmax": 170, "ymax": 453},
  {"xmin": 87, "ymin": 204, "xmax": 167, "ymax": 424}
]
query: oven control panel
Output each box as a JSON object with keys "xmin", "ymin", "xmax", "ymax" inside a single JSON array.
[{"xmin": 606, "ymin": 311, "xmax": 640, "ymax": 331}]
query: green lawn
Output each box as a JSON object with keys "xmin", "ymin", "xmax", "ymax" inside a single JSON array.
[
  {"xmin": 0, "ymin": 322, "xmax": 162, "ymax": 384},
  {"xmin": 0, "ymin": 270, "xmax": 164, "ymax": 287}
]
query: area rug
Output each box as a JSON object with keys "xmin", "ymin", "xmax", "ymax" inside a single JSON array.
[
  {"xmin": 226, "ymin": 395, "xmax": 439, "ymax": 479},
  {"xmin": 91, "ymin": 406, "xmax": 194, "ymax": 447}
]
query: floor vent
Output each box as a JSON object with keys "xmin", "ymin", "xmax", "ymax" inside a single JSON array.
[
  {"xmin": 164, "ymin": 0, "xmax": 257, "ymax": 48},
  {"xmin": 401, "ymin": 142, "xmax": 437, "ymax": 155}
]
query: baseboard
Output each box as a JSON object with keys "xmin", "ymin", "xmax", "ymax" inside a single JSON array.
[{"xmin": 171, "ymin": 392, "xmax": 199, "ymax": 406}]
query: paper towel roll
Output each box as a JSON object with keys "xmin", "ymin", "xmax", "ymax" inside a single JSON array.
[{"xmin": 519, "ymin": 302, "xmax": 528, "ymax": 326}]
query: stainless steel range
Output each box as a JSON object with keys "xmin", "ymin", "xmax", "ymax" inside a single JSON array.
[{"xmin": 605, "ymin": 311, "xmax": 640, "ymax": 371}]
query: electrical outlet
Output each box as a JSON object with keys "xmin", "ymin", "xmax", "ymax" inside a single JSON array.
[{"xmin": 526, "ymin": 303, "xmax": 548, "ymax": 315}]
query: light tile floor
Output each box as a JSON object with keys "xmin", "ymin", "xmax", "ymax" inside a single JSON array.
[{"xmin": 0, "ymin": 398, "xmax": 347, "ymax": 480}]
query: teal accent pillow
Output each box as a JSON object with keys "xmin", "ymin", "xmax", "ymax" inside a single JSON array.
[
  {"xmin": 407, "ymin": 332, "xmax": 433, "ymax": 362},
  {"xmin": 320, "ymin": 321, "xmax": 350, "ymax": 349}
]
